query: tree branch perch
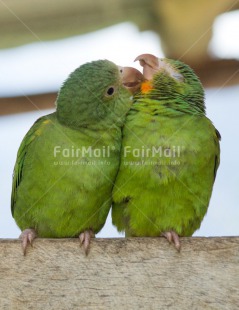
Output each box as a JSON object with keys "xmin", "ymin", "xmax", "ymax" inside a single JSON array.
[{"xmin": 0, "ymin": 237, "xmax": 238, "ymax": 309}]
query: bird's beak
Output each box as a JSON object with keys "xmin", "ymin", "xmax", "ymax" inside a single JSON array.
[
  {"xmin": 135, "ymin": 54, "xmax": 184, "ymax": 82},
  {"xmin": 120, "ymin": 66, "xmax": 145, "ymax": 94},
  {"xmin": 134, "ymin": 54, "xmax": 160, "ymax": 80}
]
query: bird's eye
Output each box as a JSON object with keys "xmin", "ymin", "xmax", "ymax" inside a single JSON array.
[
  {"xmin": 106, "ymin": 87, "xmax": 115, "ymax": 96},
  {"xmin": 173, "ymin": 73, "xmax": 184, "ymax": 82}
]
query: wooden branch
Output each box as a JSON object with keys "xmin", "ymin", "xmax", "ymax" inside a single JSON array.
[
  {"xmin": 0, "ymin": 92, "xmax": 56, "ymax": 115},
  {"xmin": 0, "ymin": 237, "xmax": 238, "ymax": 309}
]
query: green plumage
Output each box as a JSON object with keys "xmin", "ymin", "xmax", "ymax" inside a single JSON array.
[
  {"xmin": 112, "ymin": 58, "xmax": 220, "ymax": 237},
  {"xmin": 12, "ymin": 60, "xmax": 133, "ymax": 238}
]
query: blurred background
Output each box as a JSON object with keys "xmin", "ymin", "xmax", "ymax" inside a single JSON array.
[{"xmin": 0, "ymin": 0, "xmax": 238, "ymax": 238}]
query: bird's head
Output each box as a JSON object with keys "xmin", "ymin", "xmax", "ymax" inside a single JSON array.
[
  {"xmin": 134, "ymin": 54, "xmax": 205, "ymax": 114},
  {"xmin": 56, "ymin": 59, "xmax": 144, "ymax": 129}
]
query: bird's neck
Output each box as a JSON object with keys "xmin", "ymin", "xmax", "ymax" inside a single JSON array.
[{"xmin": 132, "ymin": 98, "xmax": 205, "ymax": 117}]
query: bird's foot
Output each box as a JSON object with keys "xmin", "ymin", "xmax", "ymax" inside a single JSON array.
[
  {"xmin": 161, "ymin": 230, "xmax": 181, "ymax": 252},
  {"xmin": 19, "ymin": 228, "xmax": 37, "ymax": 255},
  {"xmin": 79, "ymin": 229, "xmax": 95, "ymax": 255}
]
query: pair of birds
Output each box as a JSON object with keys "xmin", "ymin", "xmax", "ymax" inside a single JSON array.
[{"xmin": 11, "ymin": 54, "xmax": 220, "ymax": 255}]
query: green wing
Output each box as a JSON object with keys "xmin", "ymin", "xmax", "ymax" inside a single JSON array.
[
  {"xmin": 214, "ymin": 128, "xmax": 221, "ymax": 180},
  {"xmin": 11, "ymin": 115, "xmax": 52, "ymax": 216}
]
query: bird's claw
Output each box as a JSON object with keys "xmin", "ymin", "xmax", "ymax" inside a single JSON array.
[
  {"xmin": 20, "ymin": 229, "xmax": 37, "ymax": 255},
  {"xmin": 79, "ymin": 229, "xmax": 95, "ymax": 255},
  {"xmin": 162, "ymin": 230, "xmax": 181, "ymax": 252}
]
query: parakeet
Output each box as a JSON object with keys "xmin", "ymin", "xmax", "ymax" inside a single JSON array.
[
  {"xmin": 112, "ymin": 54, "xmax": 220, "ymax": 250},
  {"xmin": 11, "ymin": 59, "xmax": 143, "ymax": 255}
]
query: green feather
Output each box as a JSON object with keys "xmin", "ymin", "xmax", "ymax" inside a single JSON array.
[
  {"xmin": 12, "ymin": 60, "xmax": 132, "ymax": 237},
  {"xmin": 112, "ymin": 58, "xmax": 220, "ymax": 237}
]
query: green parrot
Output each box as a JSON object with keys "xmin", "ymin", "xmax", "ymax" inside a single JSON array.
[
  {"xmin": 11, "ymin": 59, "xmax": 143, "ymax": 255},
  {"xmin": 112, "ymin": 54, "xmax": 220, "ymax": 250}
]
